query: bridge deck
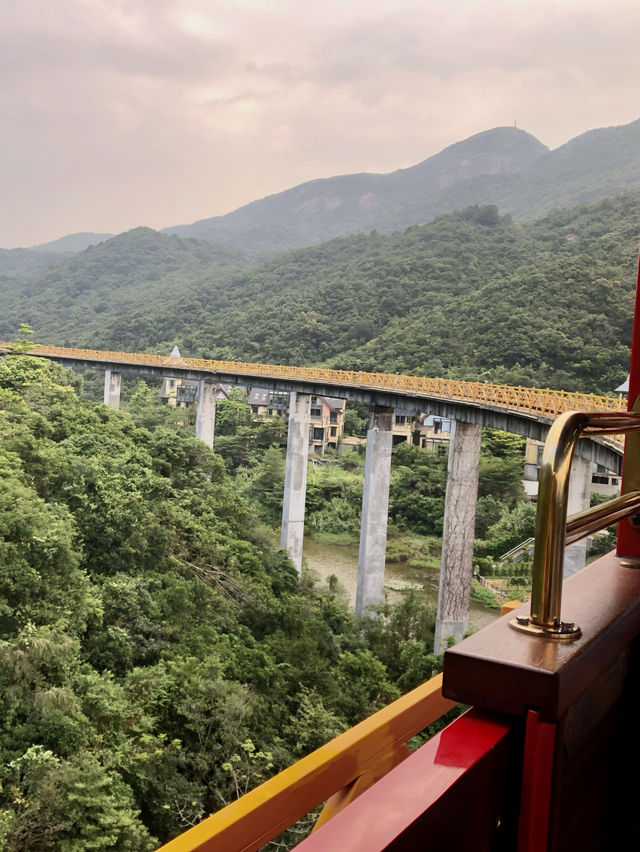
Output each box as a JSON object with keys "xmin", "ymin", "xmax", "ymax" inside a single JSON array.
[{"xmin": 3, "ymin": 343, "xmax": 625, "ymax": 469}]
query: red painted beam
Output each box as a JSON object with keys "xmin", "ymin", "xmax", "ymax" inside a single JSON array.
[
  {"xmin": 618, "ymin": 245, "xmax": 640, "ymax": 558},
  {"xmin": 292, "ymin": 709, "xmax": 513, "ymax": 851},
  {"xmin": 517, "ymin": 710, "xmax": 556, "ymax": 852}
]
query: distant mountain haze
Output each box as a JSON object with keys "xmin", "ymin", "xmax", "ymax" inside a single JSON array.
[
  {"xmin": 163, "ymin": 126, "xmax": 549, "ymax": 252},
  {"xmin": 161, "ymin": 118, "xmax": 640, "ymax": 254},
  {"xmin": 29, "ymin": 232, "xmax": 115, "ymax": 253},
  {"xmin": 4, "ymin": 117, "xmax": 639, "ymax": 260}
]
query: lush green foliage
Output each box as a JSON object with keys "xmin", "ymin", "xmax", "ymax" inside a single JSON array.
[
  {"xmin": 0, "ymin": 228, "xmax": 252, "ymax": 347},
  {"xmin": 1, "ymin": 191, "xmax": 638, "ymax": 396},
  {"xmin": 0, "ymin": 356, "xmax": 446, "ymax": 849}
]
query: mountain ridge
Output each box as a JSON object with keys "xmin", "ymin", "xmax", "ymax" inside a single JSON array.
[
  {"xmin": 5, "ymin": 118, "xmax": 639, "ymax": 262},
  {"xmin": 163, "ymin": 126, "xmax": 548, "ymax": 252}
]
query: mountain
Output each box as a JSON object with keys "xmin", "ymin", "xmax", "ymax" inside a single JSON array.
[
  {"xmin": 148, "ymin": 193, "xmax": 637, "ymax": 394},
  {"xmin": 8, "ymin": 118, "xmax": 639, "ymax": 265},
  {"xmin": 29, "ymin": 232, "xmax": 114, "ymax": 253},
  {"xmin": 162, "ymin": 118, "xmax": 640, "ymax": 256},
  {"xmin": 384, "ymin": 119, "xmax": 640, "ymax": 231},
  {"xmin": 13, "ymin": 192, "xmax": 635, "ymax": 395},
  {"xmin": 164, "ymin": 127, "xmax": 548, "ymax": 253},
  {"xmin": 0, "ymin": 227, "xmax": 253, "ymax": 345},
  {"xmin": 0, "ymin": 233, "xmax": 115, "ymax": 279}
]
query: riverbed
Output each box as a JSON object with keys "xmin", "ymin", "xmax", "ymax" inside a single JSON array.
[{"xmin": 302, "ymin": 535, "xmax": 497, "ymax": 633}]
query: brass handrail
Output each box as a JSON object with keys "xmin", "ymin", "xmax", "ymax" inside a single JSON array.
[
  {"xmin": 565, "ymin": 490, "xmax": 640, "ymax": 545},
  {"xmin": 510, "ymin": 411, "xmax": 640, "ymax": 640}
]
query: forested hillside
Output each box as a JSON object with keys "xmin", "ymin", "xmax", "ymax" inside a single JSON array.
[
  {"xmin": 107, "ymin": 193, "xmax": 638, "ymax": 394},
  {"xmin": 0, "ymin": 356, "xmax": 445, "ymax": 850},
  {"xmin": 2, "ymin": 191, "xmax": 638, "ymax": 395},
  {"xmin": 0, "ymin": 228, "xmax": 253, "ymax": 345}
]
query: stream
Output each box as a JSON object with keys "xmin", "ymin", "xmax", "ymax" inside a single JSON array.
[{"xmin": 303, "ymin": 536, "xmax": 498, "ymax": 633}]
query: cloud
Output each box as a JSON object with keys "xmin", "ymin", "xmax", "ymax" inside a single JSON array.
[{"xmin": 1, "ymin": 0, "xmax": 639, "ymax": 246}]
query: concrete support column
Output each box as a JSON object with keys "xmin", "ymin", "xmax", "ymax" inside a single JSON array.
[
  {"xmin": 103, "ymin": 369, "xmax": 121, "ymax": 408},
  {"xmin": 434, "ymin": 419, "xmax": 482, "ymax": 652},
  {"xmin": 281, "ymin": 393, "xmax": 311, "ymax": 573},
  {"xmin": 355, "ymin": 406, "xmax": 394, "ymax": 617},
  {"xmin": 195, "ymin": 380, "xmax": 216, "ymax": 448},
  {"xmin": 563, "ymin": 454, "xmax": 593, "ymax": 578}
]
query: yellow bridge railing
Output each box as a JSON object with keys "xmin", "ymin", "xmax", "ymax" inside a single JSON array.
[{"xmin": 7, "ymin": 344, "xmax": 626, "ymax": 424}]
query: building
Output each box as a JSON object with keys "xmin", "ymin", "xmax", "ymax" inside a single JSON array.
[
  {"xmin": 159, "ymin": 347, "xmax": 230, "ymax": 408},
  {"xmin": 413, "ymin": 413, "xmax": 452, "ymax": 451},
  {"xmin": 310, "ymin": 395, "xmax": 346, "ymax": 454},
  {"xmin": 523, "ymin": 437, "xmax": 620, "ymax": 498},
  {"xmin": 392, "ymin": 409, "xmax": 415, "ymax": 446},
  {"xmin": 248, "ymin": 389, "xmax": 346, "ymax": 454},
  {"xmin": 248, "ymin": 388, "xmax": 290, "ymax": 419}
]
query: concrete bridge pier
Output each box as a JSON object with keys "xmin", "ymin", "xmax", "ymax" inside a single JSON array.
[
  {"xmin": 281, "ymin": 392, "xmax": 311, "ymax": 573},
  {"xmin": 434, "ymin": 419, "xmax": 483, "ymax": 653},
  {"xmin": 563, "ymin": 454, "xmax": 592, "ymax": 577},
  {"xmin": 355, "ymin": 406, "xmax": 394, "ymax": 617},
  {"xmin": 195, "ymin": 380, "xmax": 216, "ymax": 448},
  {"xmin": 103, "ymin": 369, "xmax": 121, "ymax": 408}
]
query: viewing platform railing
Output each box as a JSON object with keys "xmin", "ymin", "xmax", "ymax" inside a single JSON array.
[{"xmin": 156, "ymin": 671, "xmax": 458, "ymax": 852}]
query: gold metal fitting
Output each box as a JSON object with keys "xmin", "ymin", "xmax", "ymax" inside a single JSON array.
[
  {"xmin": 508, "ymin": 409, "xmax": 640, "ymax": 641},
  {"xmin": 509, "ymin": 615, "xmax": 582, "ymax": 641}
]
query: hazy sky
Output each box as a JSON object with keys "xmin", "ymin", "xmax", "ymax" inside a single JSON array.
[{"xmin": 2, "ymin": 0, "xmax": 639, "ymax": 248}]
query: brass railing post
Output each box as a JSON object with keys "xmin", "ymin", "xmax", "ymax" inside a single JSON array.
[{"xmin": 510, "ymin": 411, "xmax": 640, "ymax": 640}]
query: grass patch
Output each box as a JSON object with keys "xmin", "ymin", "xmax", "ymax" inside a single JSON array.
[
  {"xmin": 470, "ymin": 580, "xmax": 501, "ymax": 610},
  {"xmin": 309, "ymin": 530, "xmax": 357, "ymax": 545},
  {"xmin": 386, "ymin": 532, "xmax": 441, "ymax": 564},
  {"xmin": 407, "ymin": 555, "xmax": 440, "ymax": 571}
]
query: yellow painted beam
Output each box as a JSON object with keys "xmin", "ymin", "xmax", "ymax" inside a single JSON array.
[
  {"xmin": 500, "ymin": 600, "xmax": 523, "ymax": 616},
  {"xmin": 156, "ymin": 674, "xmax": 456, "ymax": 852}
]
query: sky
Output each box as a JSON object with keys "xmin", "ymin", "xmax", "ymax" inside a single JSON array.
[{"xmin": 2, "ymin": 0, "xmax": 640, "ymax": 249}]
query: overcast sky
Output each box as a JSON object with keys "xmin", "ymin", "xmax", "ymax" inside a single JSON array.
[{"xmin": 2, "ymin": 0, "xmax": 639, "ymax": 248}]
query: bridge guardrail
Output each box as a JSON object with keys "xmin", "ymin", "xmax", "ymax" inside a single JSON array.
[{"xmin": 5, "ymin": 344, "xmax": 626, "ymax": 431}]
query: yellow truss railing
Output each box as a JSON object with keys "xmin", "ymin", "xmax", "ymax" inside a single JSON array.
[{"xmin": 7, "ymin": 344, "xmax": 626, "ymax": 424}]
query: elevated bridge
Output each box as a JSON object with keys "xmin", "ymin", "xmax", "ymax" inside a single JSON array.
[
  {"xmin": 5, "ymin": 343, "xmax": 626, "ymax": 647},
  {"xmin": 16, "ymin": 343, "xmax": 625, "ymax": 470}
]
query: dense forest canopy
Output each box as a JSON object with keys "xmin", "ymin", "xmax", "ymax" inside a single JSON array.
[{"xmin": 0, "ymin": 356, "xmax": 455, "ymax": 850}]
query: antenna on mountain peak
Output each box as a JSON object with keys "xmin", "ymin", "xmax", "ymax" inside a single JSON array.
[{"xmin": 514, "ymin": 119, "xmax": 518, "ymax": 129}]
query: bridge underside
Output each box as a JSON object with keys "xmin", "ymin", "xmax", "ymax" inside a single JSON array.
[{"xmin": 42, "ymin": 355, "xmax": 622, "ymax": 473}]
